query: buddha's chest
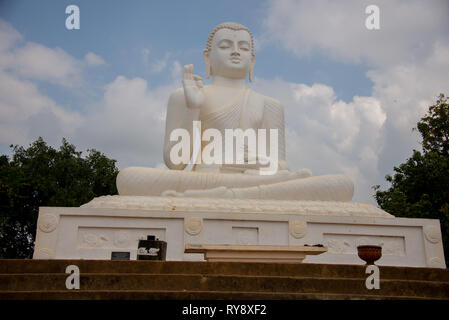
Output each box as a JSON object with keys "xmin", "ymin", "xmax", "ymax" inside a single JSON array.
[{"xmin": 201, "ymin": 87, "xmax": 264, "ymax": 128}]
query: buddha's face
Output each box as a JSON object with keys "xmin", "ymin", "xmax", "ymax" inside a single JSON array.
[{"xmin": 205, "ymin": 28, "xmax": 255, "ymax": 80}]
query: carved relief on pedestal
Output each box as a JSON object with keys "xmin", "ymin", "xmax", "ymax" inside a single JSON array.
[
  {"xmin": 185, "ymin": 217, "xmax": 203, "ymax": 236},
  {"xmin": 289, "ymin": 220, "xmax": 307, "ymax": 239},
  {"xmin": 379, "ymin": 240, "xmax": 403, "ymax": 256},
  {"xmin": 424, "ymin": 225, "xmax": 441, "ymax": 244},
  {"xmin": 327, "ymin": 239, "xmax": 352, "ymax": 254},
  {"xmin": 36, "ymin": 247, "xmax": 55, "ymax": 259},
  {"xmin": 113, "ymin": 231, "xmax": 130, "ymax": 248},
  {"xmin": 324, "ymin": 234, "xmax": 405, "ymax": 256},
  {"xmin": 428, "ymin": 257, "xmax": 443, "ymax": 267},
  {"xmin": 80, "ymin": 232, "xmax": 109, "ymax": 248},
  {"xmin": 38, "ymin": 214, "xmax": 59, "ymax": 233}
]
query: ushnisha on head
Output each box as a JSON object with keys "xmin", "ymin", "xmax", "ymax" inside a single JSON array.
[{"xmin": 203, "ymin": 22, "xmax": 256, "ymax": 82}]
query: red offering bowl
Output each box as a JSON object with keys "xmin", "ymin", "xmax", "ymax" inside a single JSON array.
[{"xmin": 357, "ymin": 245, "xmax": 382, "ymax": 265}]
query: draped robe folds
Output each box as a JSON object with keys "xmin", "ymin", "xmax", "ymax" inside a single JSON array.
[
  {"xmin": 195, "ymin": 88, "xmax": 284, "ymax": 173},
  {"xmin": 116, "ymin": 88, "xmax": 354, "ymax": 201}
]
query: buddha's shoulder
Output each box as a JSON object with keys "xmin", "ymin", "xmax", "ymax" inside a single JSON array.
[
  {"xmin": 249, "ymin": 89, "xmax": 283, "ymax": 109},
  {"xmin": 168, "ymin": 86, "xmax": 282, "ymax": 109},
  {"xmin": 167, "ymin": 88, "xmax": 190, "ymax": 110},
  {"xmin": 168, "ymin": 87, "xmax": 185, "ymax": 100}
]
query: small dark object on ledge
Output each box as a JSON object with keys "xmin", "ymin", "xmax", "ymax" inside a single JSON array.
[{"xmin": 111, "ymin": 251, "xmax": 131, "ymax": 260}]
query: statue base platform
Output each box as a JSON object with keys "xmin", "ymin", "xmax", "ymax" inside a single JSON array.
[{"xmin": 32, "ymin": 195, "xmax": 446, "ymax": 268}]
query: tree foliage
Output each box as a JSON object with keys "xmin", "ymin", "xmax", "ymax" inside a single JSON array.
[
  {"xmin": 374, "ymin": 93, "xmax": 449, "ymax": 266},
  {"xmin": 0, "ymin": 137, "xmax": 119, "ymax": 258},
  {"xmin": 415, "ymin": 94, "xmax": 449, "ymax": 156}
]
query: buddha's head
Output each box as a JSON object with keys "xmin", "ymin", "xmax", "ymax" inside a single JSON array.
[{"xmin": 204, "ymin": 22, "xmax": 256, "ymax": 82}]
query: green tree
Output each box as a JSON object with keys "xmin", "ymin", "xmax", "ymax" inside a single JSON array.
[
  {"xmin": 374, "ymin": 93, "xmax": 449, "ymax": 266},
  {"xmin": 416, "ymin": 94, "xmax": 449, "ymax": 156},
  {"xmin": 0, "ymin": 137, "xmax": 119, "ymax": 258}
]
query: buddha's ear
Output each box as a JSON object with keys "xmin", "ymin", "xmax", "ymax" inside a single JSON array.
[
  {"xmin": 249, "ymin": 56, "xmax": 256, "ymax": 83},
  {"xmin": 203, "ymin": 50, "xmax": 211, "ymax": 79}
]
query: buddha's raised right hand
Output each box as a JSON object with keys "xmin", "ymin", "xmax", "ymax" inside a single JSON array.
[{"xmin": 183, "ymin": 64, "xmax": 205, "ymax": 109}]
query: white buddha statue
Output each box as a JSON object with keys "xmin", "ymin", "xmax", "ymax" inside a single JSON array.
[{"xmin": 116, "ymin": 22, "xmax": 354, "ymax": 201}]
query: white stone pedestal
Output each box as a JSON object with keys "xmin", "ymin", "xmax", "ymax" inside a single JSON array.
[{"xmin": 33, "ymin": 195, "xmax": 446, "ymax": 268}]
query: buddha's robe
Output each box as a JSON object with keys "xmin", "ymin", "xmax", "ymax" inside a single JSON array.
[{"xmin": 116, "ymin": 87, "xmax": 354, "ymax": 201}]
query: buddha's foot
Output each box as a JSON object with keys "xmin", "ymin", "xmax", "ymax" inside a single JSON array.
[
  {"xmin": 243, "ymin": 168, "xmax": 312, "ymax": 179},
  {"xmin": 271, "ymin": 168, "xmax": 312, "ymax": 179},
  {"xmin": 161, "ymin": 186, "xmax": 234, "ymax": 198},
  {"xmin": 295, "ymin": 168, "xmax": 312, "ymax": 179},
  {"xmin": 161, "ymin": 190, "xmax": 184, "ymax": 197},
  {"xmin": 184, "ymin": 186, "xmax": 234, "ymax": 198}
]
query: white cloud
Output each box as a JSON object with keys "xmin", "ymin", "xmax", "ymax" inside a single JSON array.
[
  {"xmin": 0, "ymin": 19, "xmax": 22, "ymax": 53},
  {"xmin": 259, "ymin": 0, "xmax": 449, "ymax": 203},
  {"xmin": 152, "ymin": 52, "xmax": 171, "ymax": 73},
  {"xmin": 141, "ymin": 48, "xmax": 150, "ymax": 66},
  {"xmin": 0, "ymin": 70, "xmax": 83, "ymax": 147},
  {"xmin": 366, "ymin": 41, "xmax": 449, "ymax": 178},
  {"xmin": 72, "ymin": 76, "xmax": 176, "ymax": 168},
  {"xmin": 367, "ymin": 42, "xmax": 449, "ymax": 133},
  {"xmin": 0, "ymin": 19, "xmax": 176, "ymax": 170},
  {"xmin": 84, "ymin": 52, "xmax": 106, "ymax": 67},
  {"xmin": 263, "ymin": 0, "xmax": 449, "ymax": 66},
  {"xmin": 253, "ymin": 78, "xmax": 386, "ymax": 202},
  {"xmin": 1, "ymin": 19, "xmax": 107, "ymax": 88},
  {"xmin": 170, "ymin": 60, "xmax": 182, "ymax": 84},
  {"xmin": 6, "ymin": 42, "xmax": 82, "ymax": 86},
  {"xmin": 0, "ymin": 19, "xmax": 83, "ymax": 147}
]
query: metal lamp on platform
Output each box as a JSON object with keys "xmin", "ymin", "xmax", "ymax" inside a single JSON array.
[{"xmin": 137, "ymin": 235, "xmax": 167, "ymax": 260}]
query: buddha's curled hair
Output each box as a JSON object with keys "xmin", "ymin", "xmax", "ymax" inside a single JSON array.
[{"xmin": 204, "ymin": 22, "xmax": 255, "ymax": 58}]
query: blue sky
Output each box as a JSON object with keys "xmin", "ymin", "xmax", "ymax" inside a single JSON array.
[
  {"xmin": 1, "ymin": 0, "xmax": 373, "ymax": 100},
  {"xmin": 1, "ymin": 0, "xmax": 448, "ymax": 203}
]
